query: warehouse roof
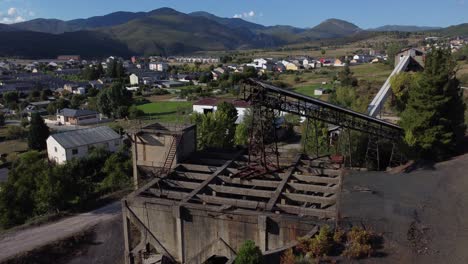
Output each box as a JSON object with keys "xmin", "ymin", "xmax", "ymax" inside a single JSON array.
[
  {"xmin": 49, "ymin": 126, "xmax": 120, "ymax": 149},
  {"xmin": 58, "ymin": 108, "xmax": 99, "ymax": 118}
]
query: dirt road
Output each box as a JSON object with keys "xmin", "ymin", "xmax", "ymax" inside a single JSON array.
[{"xmin": 0, "ymin": 201, "xmax": 121, "ymax": 262}]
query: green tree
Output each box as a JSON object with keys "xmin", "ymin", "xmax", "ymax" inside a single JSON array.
[
  {"xmin": 400, "ymin": 48, "xmax": 466, "ymax": 159},
  {"xmin": 217, "ymin": 102, "xmax": 238, "ymax": 148},
  {"xmin": 0, "ymin": 151, "xmax": 46, "ymax": 228},
  {"xmin": 3, "ymin": 91, "xmax": 18, "ymax": 108},
  {"xmin": 235, "ymin": 240, "xmax": 263, "ymax": 264},
  {"xmin": 128, "ymin": 105, "xmax": 145, "ymax": 119},
  {"xmin": 302, "ymin": 120, "xmax": 329, "ymax": 156},
  {"xmin": 386, "ymin": 42, "xmax": 403, "ymax": 66},
  {"xmin": 99, "ymin": 152, "xmax": 132, "ymax": 192},
  {"xmin": 337, "ymin": 65, "xmax": 358, "ymax": 87},
  {"xmin": 192, "ymin": 102, "xmax": 238, "ymax": 150},
  {"xmin": 97, "ymin": 83, "xmax": 132, "ymax": 118},
  {"xmin": 27, "ymin": 113, "xmax": 50, "ymax": 150},
  {"xmin": 0, "ymin": 112, "xmax": 5, "ymax": 127}
]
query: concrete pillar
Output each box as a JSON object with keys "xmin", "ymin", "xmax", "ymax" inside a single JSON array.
[
  {"xmin": 122, "ymin": 200, "xmax": 134, "ymax": 264},
  {"xmin": 132, "ymin": 134, "xmax": 139, "ymax": 190},
  {"xmin": 173, "ymin": 206, "xmax": 185, "ymax": 263},
  {"xmin": 258, "ymin": 215, "xmax": 268, "ymax": 252}
]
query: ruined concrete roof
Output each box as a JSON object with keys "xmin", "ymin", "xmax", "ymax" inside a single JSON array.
[{"xmin": 129, "ymin": 151, "xmax": 342, "ymax": 220}]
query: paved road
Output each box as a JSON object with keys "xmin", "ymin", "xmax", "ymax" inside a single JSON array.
[{"xmin": 0, "ymin": 201, "xmax": 121, "ymax": 262}]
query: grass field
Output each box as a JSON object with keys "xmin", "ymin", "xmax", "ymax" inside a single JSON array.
[
  {"xmin": 292, "ymin": 83, "xmax": 334, "ymax": 98},
  {"xmin": 136, "ymin": 101, "xmax": 193, "ymax": 123}
]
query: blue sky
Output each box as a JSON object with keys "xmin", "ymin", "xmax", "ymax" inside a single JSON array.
[{"xmin": 0, "ymin": 0, "xmax": 467, "ymax": 28}]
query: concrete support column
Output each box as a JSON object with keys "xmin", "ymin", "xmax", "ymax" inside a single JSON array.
[
  {"xmin": 122, "ymin": 200, "xmax": 134, "ymax": 264},
  {"xmin": 132, "ymin": 134, "xmax": 139, "ymax": 190},
  {"xmin": 173, "ymin": 206, "xmax": 185, "ymax": 263},
  {"xmin": 258, "ymin": 215, "xmax": 268, "ymax": 252}
]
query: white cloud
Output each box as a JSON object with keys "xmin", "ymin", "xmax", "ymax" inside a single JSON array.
[
  {"xmin": 7, "ymin": 7, "xmax": 16, "ymax": 16},
  {"xmin": 233, "ymin": 10, "xmax": 257, "ymax": 19},
  {"xmin": 0, "ymin": 7, "xmax": 33, "ymax": 24}
]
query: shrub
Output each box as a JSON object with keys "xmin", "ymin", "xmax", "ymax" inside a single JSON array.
[
  {"xmin": 342, "ymin": 227, "xmax": 373, "ymax": 259},
  {"xmin": 309, "ymin": 225, "xmax": 334, "ymax": 257},
  {"xmin": 235, "ymin": 240, "xmax": 263, "ymax": 264},
  {"xmin": 280, "ymin": 248, "xmax": 295, "ymax": 264}
]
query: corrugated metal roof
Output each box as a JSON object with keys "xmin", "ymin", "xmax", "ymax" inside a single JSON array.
[
  {"xmin": 59, "ymin": 108, "xmax": 99, "ymax": 118},
  {"xmin": 50, "ymin": 126, "xmax": 120, "ymax": 149}
]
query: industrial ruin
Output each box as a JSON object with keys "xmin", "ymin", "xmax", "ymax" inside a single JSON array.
[{"xmin": 122, "ymin": 74, "xmax": 412, "ymax": 263}]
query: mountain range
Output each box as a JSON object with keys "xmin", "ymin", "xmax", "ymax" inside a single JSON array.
[{"xmin": 0, "ymin": 7, "xmax": 466, "ymax": 58}]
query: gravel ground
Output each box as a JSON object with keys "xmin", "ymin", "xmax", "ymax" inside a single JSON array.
[
  {"xmin": 0, "ymin": 202, "xmax": 121, "ymax": 262},
  {"xmin": 340, "ymin": 154, "xmax": 468, "ymax": 263}
]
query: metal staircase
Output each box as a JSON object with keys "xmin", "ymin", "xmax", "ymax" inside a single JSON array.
[{"xmin": 160, "ymin": 134, "xmax": 183, "ymax": 175}]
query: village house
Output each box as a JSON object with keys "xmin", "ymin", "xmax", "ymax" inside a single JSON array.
[
  {"xmin": 46, "ymin": 126, "xmax": 121, "ymax": 164},
  {"xmin": 193, "ymin": 98, "xmax": 251, "ymax": 124},
  {"xmin": 334, "ymin": 59, "xmax": 346, "ymax": 67},
  {"xmin": 149, "ymin": 62, "xmax": 169, "ymax": 72},
  {"xmin": 57, "ymin": 108, "xmax": 101, "ymax": 126}
]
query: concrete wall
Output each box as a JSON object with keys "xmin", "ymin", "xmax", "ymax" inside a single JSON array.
[
  {"xmin": 126, "ymin": 201, "xmax": 317, "ymax": 264},
  {"xmin": 135, "ymin": 128, "xmax": 196, "ymax": 168}
]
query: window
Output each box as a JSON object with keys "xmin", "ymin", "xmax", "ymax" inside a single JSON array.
[
  {"xmin": 115, "ymin": 140, "xmax": 120, "ymax": 146},
  {"xmin": 88, "ymin": 145, "xmax": 95, "ymax": 152},
  {"xmin": 72, "ymin": 149, "xmax": 78, "ymax": 155},
  {"xmin": 203, "ymin": 108, "xmax": 214, "ymax": 114},
  {"xmin": 54, "ymin": 147, "xmax": 57, "ymax": 152}
]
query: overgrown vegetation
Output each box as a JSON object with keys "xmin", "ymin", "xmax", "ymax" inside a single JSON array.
[
  {"xmin": 281, "ymin": 225, "xmax": 382, "ymax": 263},
  {"xmin": 399, "ymin": 48, "xmax": 466, "ymax": 160},
  {"xmin": 0, "ymin": 148, "xmax": 131, "ymax": 229},
  {"xmin": 235, "ymin": 240, "xmax": 263, "ymax": 264},
  {"xmin": 192, "ymin": 102, "xmax": 238, "ymax": 150}
]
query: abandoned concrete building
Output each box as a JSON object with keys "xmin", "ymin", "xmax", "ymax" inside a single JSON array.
[
  {"xmin": 122, "ymin": 77, "xmax": 405, "ymax": 264},
  {"xmin": 122, "ymin": 152, "xmax": 342, "ymax": 264},
  {"xmin": 123, "ymin": 123, "xmax": 343, "ymax": 264}
]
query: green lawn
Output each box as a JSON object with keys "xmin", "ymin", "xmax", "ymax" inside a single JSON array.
[
  {"xmin": 136, "ymin": 101, "xmax": 193, "ymax": 122},
  {"xmin": 293, "ymin": 83, "xmax": 333, "ymax": 98},
  {"xmin": 351, "ymin": 63, "xmax": 393, "ymax": 83}
]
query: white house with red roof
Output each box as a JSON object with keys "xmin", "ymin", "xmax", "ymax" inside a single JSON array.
[{"xmin": 192, "ymin": 98, "xmax": 250, "ymax": 124}]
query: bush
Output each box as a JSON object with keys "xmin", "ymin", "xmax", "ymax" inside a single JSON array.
[
  {"xmin": 342, "ymin": 227, "xmax": 373, "ymax": 259},
  {"xmin": 235, "ymin": 240, "xmax": 263, "ymax": 264}
]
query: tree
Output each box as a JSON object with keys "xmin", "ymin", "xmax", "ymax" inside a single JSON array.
[
  {"xmin": 386, "ymin": 42, "xmax": 403, "ymax": 67},
  {"xmin": 302, "ymin": 120, "xmax": 329, "ymax": 156},
  {"xmin": 128, "ymin": 105, "xmax": 145, "ymax": 119},
  {"xmin": 400, "ymin": 48, "xmax": 466, "ymax": 159},
  {"xmin": 28, "ymin": 113, "xmax": 50, "ymax": 150},
  {"xmin": 337, "ymin": 65, "xmax": 358, "ymax": 87},
  {"xmin": 0, "ymin": 151, "xmax": 46, "ymax": 228},
  {"xmin": 217, "ymin": 102, "xmax": 238, "ymax": 148},
  {"xmin": 235, "ymin": 240, "xmax": 263, "ymax": 264},
  {"xmin": 3, "ymin": 91, "xmax": 18, "ymax": 108},
  {"xmin": 390, "ymin": 72, "xmax": 420, "ymax": 113},
  {"xmin": 99, "ymin": 152, "xmax": 132, "ymax": 192},
  {"xmin": 0, "ymin": 112, "xmax": 4, "ymax": 127},
  {"xmin": 97, "ymin": 83, "xmax": 132, "ymax": 118}
]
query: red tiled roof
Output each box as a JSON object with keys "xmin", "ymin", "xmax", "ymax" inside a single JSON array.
[{"xmin": 194, "ymin": 98, "xmax": 250, "ymax": 108}]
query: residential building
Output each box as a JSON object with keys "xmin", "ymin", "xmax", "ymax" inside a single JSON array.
[
  {"xmin": 334, "ymin": 59, "xmax": 346, "ymax": 67},
  {"xmin": 47, "ymin": 126, "xmax": 121, "ymax": 164},
  {"xmin": 57, "ymin": 108, "xmax": 101, "ymax": 126},
  {"xmin": 193, "ymin": 98, "xmax": 250, "ymax": 124},
  {"xmin": 149, "ymin": 62, "xmax": 169, "ymax": 72}
]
